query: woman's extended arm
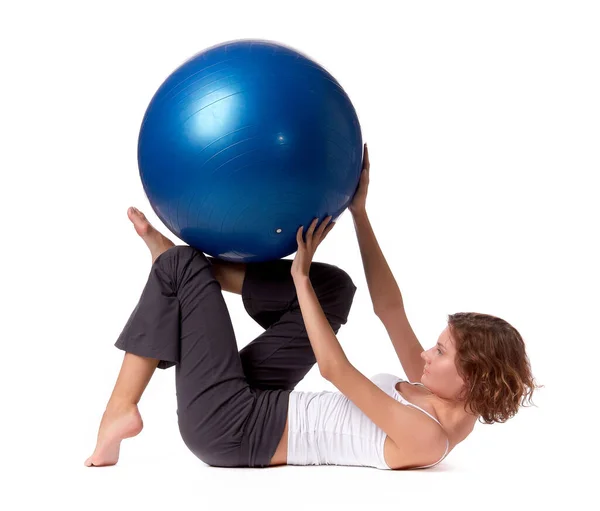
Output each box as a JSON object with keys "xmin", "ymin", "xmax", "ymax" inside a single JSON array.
[
  {"xmin": 351, "ymin": 209, "xmax": 403, "ymax": 314},
  {"xmin": 292, "ymin": 274, "xmax": 349, "ymax": 375},
  {"xmin": 290, "ymin": 215, "xmax": 348, "ymax": 375},
  {"xmin": 287, "ymin": 143, "xmax": 418, "ymax": 376},
  {"xmin": 349, "ymin": 144, "xmax": 403, "ymax": 314},
  {"xmin": 350, "ymin": 145, "xmax": 425, "ymax": 380}
]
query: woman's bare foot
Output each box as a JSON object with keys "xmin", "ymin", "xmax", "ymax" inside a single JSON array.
[
  {"xmin": 127, "ymin": 207, "xmax": 175, "ymax": 264},
  {"xmin": 84, "ymin": 402, "xmax": 143, "ymax": 467}
]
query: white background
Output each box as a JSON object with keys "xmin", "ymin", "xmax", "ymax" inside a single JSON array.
[{"xmin": 1, "ymin": 0, "xmax": 597, "ymax": 509}]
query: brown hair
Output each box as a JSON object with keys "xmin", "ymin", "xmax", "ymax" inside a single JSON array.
[{"xmin": 447, "ymin": 312, "xmax": 543, "ymax": 425}]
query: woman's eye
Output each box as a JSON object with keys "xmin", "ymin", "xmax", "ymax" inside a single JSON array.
[{"xmin": 437, "ymin": 348, "xmax": 442, "ymax": 354}]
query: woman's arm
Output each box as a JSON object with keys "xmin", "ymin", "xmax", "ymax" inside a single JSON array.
[
  {"xmin": 351, "ymin": 209, "xmax": 403, "ymax": 314},
  {"xmin": 349, "ymin": 146, "xmax": 425, "ymax": 379},
  {"xmin": 289, "ymin": 215, "xmax": 349, "ymax": 376},
  {"xmin": 349, "ymin": 144, "xmax": 403, "ymax": 313},
  {"xmin": 292, "ymin": 274, "xmax": 349, "ymax": 375},
  {"xmin": 293, "ymin": 274, "xmax": 444, "ymax": 470}
]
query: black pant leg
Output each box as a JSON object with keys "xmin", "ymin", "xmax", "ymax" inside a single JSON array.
[
  {"xmin": 115, "ymin": 246, "xmax": 253, "ymax": 466},
  {"xmin": 239, "ymin": 258, "xmax": 357, "ymax": 390}
]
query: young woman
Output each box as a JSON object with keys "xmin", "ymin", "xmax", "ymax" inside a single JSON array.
[{"xmin": 85, "ymin": 144, "xmax": 540, "ymax": 470}]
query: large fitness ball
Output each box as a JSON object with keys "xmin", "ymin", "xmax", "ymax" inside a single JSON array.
[{"xmin": 138, "ymin": 39, "xmax": 363, "ymax": 263}]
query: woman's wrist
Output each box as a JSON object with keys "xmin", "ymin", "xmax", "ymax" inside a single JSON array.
[
  {"xmin": 292, "ymin": 272, "xmax": 310, "ymax": 284},
  {"xmin": 350, "ymin": 206, "xmax": 367, "ymax": 219}
]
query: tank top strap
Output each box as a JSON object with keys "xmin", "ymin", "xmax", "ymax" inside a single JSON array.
[
  {"xmin": 403, "ymin": 402, "xmax": 443, "ymax": 427},
  {"xmin": 396, "ymin": 377, "xmax": 451, "ymax": 469}
]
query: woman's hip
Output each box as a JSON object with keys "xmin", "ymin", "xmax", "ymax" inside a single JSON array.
[{"xmin": 177, "ymin": 383, "xmax": 291, "ymax": 468}]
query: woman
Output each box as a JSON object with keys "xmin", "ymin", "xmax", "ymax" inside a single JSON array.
[{"xmin": 85, "ymin": 144, "xmax": 540, "ymax": 470}]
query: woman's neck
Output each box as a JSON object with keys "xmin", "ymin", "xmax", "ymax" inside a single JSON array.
[{"xmin": 430, "ymin": 396, "xmax": 478, "ymax": 444}]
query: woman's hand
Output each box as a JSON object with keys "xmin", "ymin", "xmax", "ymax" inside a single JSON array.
[
  {"xmin": 291, "ymin": 216, "xmax": 336, "ymax": 278},
  {"xmin": 349, "ymin": 143, "xmax": 370, "ymax": 215}
]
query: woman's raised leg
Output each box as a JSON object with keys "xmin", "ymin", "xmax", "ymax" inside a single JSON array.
[
  {"xmin": 89, "ymin": 206, "xmax": 262, "ymax": 469},
  {"xmin": 85, "ymin": 208, "xmax": 177, "ymax": 467},
  {"xmin": 84, "ymin": 353, "xmax": 159, "ymax": 467}
]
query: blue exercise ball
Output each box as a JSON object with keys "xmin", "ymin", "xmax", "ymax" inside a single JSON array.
[{"xmin": 138, "ymin": 39, "xmax": 363, "ymax": 263}]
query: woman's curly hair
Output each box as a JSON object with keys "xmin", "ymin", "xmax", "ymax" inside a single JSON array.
[{"xmin": 447, "ymin": 312, "xmax": 543, "ymax": 425}]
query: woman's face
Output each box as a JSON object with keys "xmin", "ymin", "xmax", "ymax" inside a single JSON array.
[{"xmin": 420, "ymin": 325, "xmax": 466, "ymax": 401}]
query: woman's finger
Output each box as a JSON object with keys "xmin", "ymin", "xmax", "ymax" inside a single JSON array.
[
  {"xmin": 325, "ymin": 221, "xmax": 336, "ymax": 236},
  {"xmin": 307, "ymin": 217, "xmax": 319, "ymax": 238},
  {"xmin": 296, "ymin": 225, "xmax": 304, "ymax": 246},
  {"xmin": 316, "ymin": 216, "xmax": 333, "ymax": 237}
]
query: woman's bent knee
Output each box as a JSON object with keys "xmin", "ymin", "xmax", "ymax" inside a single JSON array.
[
  {"xmin": 310, "ymin": 263, "xmax": 357, "ymax": 326},
  {"xmin": 153, "ymin": 245, "xmax": 197, "ymax": 268},
  {"xmin": 312, "ymin": 262, "xmax": 354, "ymax": 286},
  {"xmin": 154, "ymin": 246, "xmax": 210, "ymax": 285}
]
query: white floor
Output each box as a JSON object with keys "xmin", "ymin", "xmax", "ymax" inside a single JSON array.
[{"xmin": 7, "ymin": 372, "xmax": 589, "ymax": 511}]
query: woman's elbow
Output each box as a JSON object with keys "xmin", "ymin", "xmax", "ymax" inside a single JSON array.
[{"xmin": 320, "ymin": 358, "xmax": 350, "ymax": 380}]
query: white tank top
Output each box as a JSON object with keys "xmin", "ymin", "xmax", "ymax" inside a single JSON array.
[{"xmin": 286, "ymin": 372, "xmax": 450, "ymax": 470}]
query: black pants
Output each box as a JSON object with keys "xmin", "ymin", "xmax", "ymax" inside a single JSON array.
[{"xmin": 114, "ymin": 246, "xmax": 357, "ymax": 468}]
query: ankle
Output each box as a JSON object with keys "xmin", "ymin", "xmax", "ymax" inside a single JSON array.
[{"xmin": 106, "ymin": 397, "xmax": 137, "ymax": 414}]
